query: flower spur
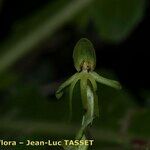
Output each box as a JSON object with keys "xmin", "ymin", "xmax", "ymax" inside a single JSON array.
[{"xmin": 56, "ymin": 38, "xmax": 121, "ymax": 120}]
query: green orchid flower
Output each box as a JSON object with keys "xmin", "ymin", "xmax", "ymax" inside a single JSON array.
[{"xmin": 56, "ymin": 38, "xmax": 121, "ymax": 120}]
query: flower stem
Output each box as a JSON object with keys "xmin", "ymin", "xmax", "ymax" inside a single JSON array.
[{"xmin": 74, "ymin": 85, "xmax": 95, "ymax": 150}]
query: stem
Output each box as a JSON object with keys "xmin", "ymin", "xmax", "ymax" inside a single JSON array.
[
  {"xmin": 82, "ymin": 85, "xmax": 94, "ymax": 129},
  {"xmin": 75, "ymin": 85, "xmax": 95, "ymax": 150}
]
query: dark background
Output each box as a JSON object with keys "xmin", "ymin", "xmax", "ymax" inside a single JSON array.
[{"xmin": 0, "ymin": 0, "xmax": 149, "ymax": 149}]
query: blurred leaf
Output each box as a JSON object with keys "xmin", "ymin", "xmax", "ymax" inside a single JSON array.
[
  {"xmin": 74, "ymin": 5, "xmax": 92, "ymax": 30},
  {"xmin": 0, "ymin": 72, "xmax": 18, "ymax": 90},
  {"xmin": 92, "ymin": 0, "xmax": 146, "ymax": 42},
  {"xmin": 0, "ymin": 70, "xmax": 149, "ymax": 149},
  {"xmin": 97, "ymin": 82, "xmax": 136, "ymax": 131},
  {"xmin": 0, "ymin": 0, "xmax": 93, "ymax": 73},
  {"xmin": 0, "ymin": 84, "xmax": 68, "ymax": 121},
  {"xmin": 129, "ymin": 108, "xmax": 150, "ymax": 138},
  {"xmin": 140, "ymin": 90, "xmax": 150, "ymax": 107}
]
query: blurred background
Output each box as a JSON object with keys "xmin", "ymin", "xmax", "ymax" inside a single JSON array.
[{"xmin": 0, "ymin": 0, "xmax": 150, "ymax": 149}]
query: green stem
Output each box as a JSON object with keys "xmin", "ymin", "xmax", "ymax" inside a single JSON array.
[
  {"xmin": 82, "ymin": 85, "xmax": 94, "ymax": 129},
  {"xmin": 75, "ymin": 85, "xmax": 95, "ymax": 147}
]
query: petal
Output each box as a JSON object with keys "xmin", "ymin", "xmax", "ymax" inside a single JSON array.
[
  {"xmin": 73, "ymin": 38, "xmax": 96, "ymax": 72},
  {"xmin": 69, "ymin": 77, "xmax": 79, "ymax": 120},
  {"xmin": 55, "ymin": 73, "xmax": 79, "ymax": 99},
  {"xmin": 93, "ymin": 91, "xmax": 99, "ymax": 117},
  {"xmin": 90, "ymin": 71, "xmax": 121, "ymax": 90},
  {"xmin": 88, "ymin": 76, "xmax": 99, "ymax": 117},
  {"xmin": 88, "ymin": 74, "xmax": 97, "ymax": 91}
]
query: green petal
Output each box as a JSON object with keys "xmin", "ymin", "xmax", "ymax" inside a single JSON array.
[
  {"xmin": 93, "ymin": 91, "xmax": 99, "ymax": 117},
  {"xmin": 80, "ymin": 77, "xmax": 88, "ymax": 111},
  {"xmin": 90, "ymin": 71, "xmax": 122, "ymax": 90},
  {"xmin": 88, "ymin": 74, "xmax": 97, "ymax": 91},
  {"xmin": 69, "ymin": 77, "xmax": 79, "ymax": 120},
  {"xmin": 81, "ymin": 85, "xmax": 94, "ymax": 129},
  {"xmin": 88, "ymin": 76, "xmax": 99, "ymax": 117},
  {"xmin": 55, "ymin": 91, "xmax": 63, "ymax": 99},
  {"xmin": 73, "ymin": 38, "xmax": 96, "ymax": 72},
  {"xmin": 55, "ymin": 73, "xmax": 79, "ymax": 99}
]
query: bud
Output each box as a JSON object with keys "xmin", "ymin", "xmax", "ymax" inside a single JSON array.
[{"xmin": 73, "ymin": 38, "xmax": 96, "ymax": 72}]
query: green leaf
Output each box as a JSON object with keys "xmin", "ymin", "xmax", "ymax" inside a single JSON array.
[
  {"xmin": 129, "ymin": 108, "xmax": 150, "ymax": 138},
  {"xmin": 0, "ymin": 72, "xmax": 18, "ymax": 90},
  {"xmin": 0, "ymin": 0, "xmax": 94, "ymax": 73},
  {"xmin": 93, "ymin": 0, "xmax": 146, "ymax": 42}
]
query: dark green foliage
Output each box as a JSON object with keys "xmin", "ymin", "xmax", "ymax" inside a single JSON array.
[
  {"xmin": 92, "ymin": 0, "xmax": 146, "ymax": 42},
  {"xmin": 0, "ymin": 0, "xmax": 149, "ymax": 149}
]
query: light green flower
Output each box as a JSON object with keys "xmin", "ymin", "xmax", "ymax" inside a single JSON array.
[{"xmin": 56, "ymin": 38, "xmax": 121, "ymax": 120}]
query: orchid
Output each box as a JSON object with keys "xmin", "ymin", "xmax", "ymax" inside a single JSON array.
[{"xmin": 56, "ymin": 38, "xmax": 121, "ymax": 125}]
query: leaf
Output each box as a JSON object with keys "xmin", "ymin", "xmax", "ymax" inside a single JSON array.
[
  {"xmin": 0, "ymin": 0, "xmax": 94, "ymax": 73},
  {"xmin": 0, "ymin": 84, "xmax": 68, "ymax": 121},
  {"xmin": 0, "ymin": 72, "xmax": 18, "ymax": 90},
  {"xmin": 129, "ymin": 108, "xmax": 150, "ymax": 138},
  {"xmin": 92, "ymin": 0, "xmax": 146, "ymax": 42}
]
